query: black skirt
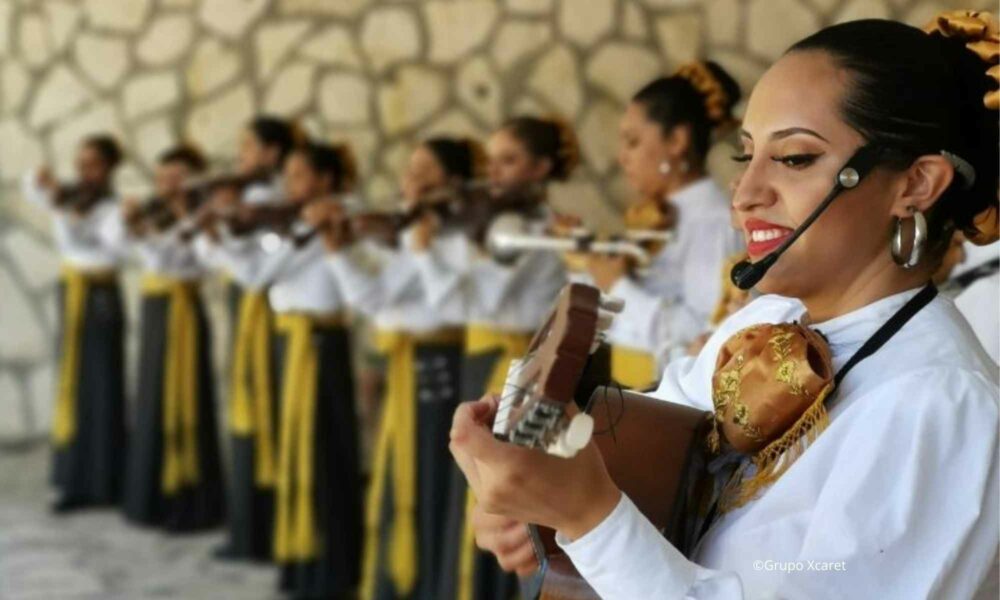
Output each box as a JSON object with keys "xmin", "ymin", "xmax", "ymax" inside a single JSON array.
[
  {"xmin": 367, "ymin": 339, "xmax": 463, "ymax": 600},
  {"xmin": 274, "ymin": 322, "xmax": 362, "ymax": 600},
  {"xmin": 51, "ymin": 278, "xmax": 127, "ymax": 508},
  {"xmin": 221, "ymin": 301, "xmax": 280, "ymax": 562},
  {"xmin": 122, "ymin": 287, "xmax": 225, "ymax": 531}
]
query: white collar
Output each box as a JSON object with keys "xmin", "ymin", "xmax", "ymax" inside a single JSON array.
[{"xmin": 665, "ymin": 176, "xmax": 719, "ymax": 209}]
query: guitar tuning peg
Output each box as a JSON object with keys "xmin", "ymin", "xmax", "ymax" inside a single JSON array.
[
  {"xmin": 546, "ymin": 413, "xmax": 594, "ymax": 458},
  {"xmin": 599, "ymin": 294, "xmax": 625, "ymax": 313}
]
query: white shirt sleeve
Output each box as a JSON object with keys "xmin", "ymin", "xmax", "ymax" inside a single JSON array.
[
  {"xmin": 21, "ymin": 170, "xmax": 52, "ymax": 209},
  {"xmin": 412, "ymin": 232, "xmax": 471, "ymax": 309},
  {"xmin": 559, "ymin": 368, "xmax": 999, "ymax": 600}
]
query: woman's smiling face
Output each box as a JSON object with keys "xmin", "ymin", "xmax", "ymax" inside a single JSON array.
[{"xmin": 731, "ymin": 50, "xmax": 903, "ymax": 300}]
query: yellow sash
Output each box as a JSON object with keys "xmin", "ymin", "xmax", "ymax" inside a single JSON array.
[
  {"xmin": 52, "ymin": 265, "xmax": 116, "ymax": 447},
  {"xmin": 228, "ymin": 290, "xmax": 276, "ymax": 487},
  {"xmin": 272, "ymin": 312, "xmax": 346, "ymax": 563},
  {"xmin": 142, "ymin": 275, "xmax": 201, "ymax": 495},
  {"xmin": 610, "ymin": 345, "xmax": 658, "ymax": 390},
  {"xmin": 458, "ymin": 324, "xmax": 532, "ymax": 600},
  {"xmin": 361, "ymin": 328, "xmax": 464, "ymax": 598}
]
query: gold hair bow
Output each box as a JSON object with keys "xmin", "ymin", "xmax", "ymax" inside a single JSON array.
[
  {"xmin": 924, "ymin": 10, "xmax": 999, "ymax": 109},
  {"xmin": 675, "ymin": 62, "xmax": 735, "ymax": 127}
]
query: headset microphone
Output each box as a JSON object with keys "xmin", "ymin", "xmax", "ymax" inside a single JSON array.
[{"xmin": 731, "ymin": 144, "xmax": 884, "ymax": 290}]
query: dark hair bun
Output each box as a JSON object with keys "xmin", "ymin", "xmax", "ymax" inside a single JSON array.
[
  {"xmin": 501, "ymin": 115, "xmax": 579, "ymax": 182},
  {"xmin": 790, "ymin": 18, "xmax": 998, "ymax": 247},
  {"xmin": 423, "ymin": 136, "xmax": 483, "ymax": 181},
  {"xmin": 675, "ymin": 61, "xmax": 742, "ymax": 127}
]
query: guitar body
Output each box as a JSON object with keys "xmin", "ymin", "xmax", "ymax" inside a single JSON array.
[{"xmin": 529, "ymin": 388, "xmax": 713, "ymax": 600}]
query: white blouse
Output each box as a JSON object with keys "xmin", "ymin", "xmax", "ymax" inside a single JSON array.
[
  {"xmin": 953, "ymin": 241, "xmax": 999, "ymax": 365},
  {"xmin": 429, "ymin": 215, "xmax": 566, "ymax": 333},
  {"xmin": 131, "ymin": 228, "xmax": 205, "ymax": 281},
  {"xmin": 325, "ymin": 227, "xmax": 466, "ymax": 333},
  {"xmin": 558, "ymin": 290, "xmax": 999, "ymax": 599},
  {"xmin": 21, "ymin": 170, "xmax": 128, "ymax": 270},
  {"xmin": 263, "ymin": 236, "xmax": 345, "ymax": 315},
  {"xmin": 607, "ymin": 177, "xmax": 743, "ymax": 366}
]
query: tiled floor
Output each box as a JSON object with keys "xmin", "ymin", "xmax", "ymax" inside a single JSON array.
[{"xmin": 0, "ymin": 444, "xmax": 277, "ymax": 600}]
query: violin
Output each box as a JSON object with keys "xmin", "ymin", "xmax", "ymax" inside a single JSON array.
[
  {"xmin": 50, "ymin": 182, "xmax": 113, "ymax": 214},
  {"xmin": 307, "ymin": 180, "xmax": 547, "ymax": 249}
]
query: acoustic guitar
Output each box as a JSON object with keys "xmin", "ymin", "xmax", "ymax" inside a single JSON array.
[{"xmin": 490, "ymin": 283, "xmax": 712, "ymax": 600}]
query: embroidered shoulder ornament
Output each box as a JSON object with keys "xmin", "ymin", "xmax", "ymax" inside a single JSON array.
[{"xmin": 709, "ymin": 322, "xmax": 834, "ymax": 511}]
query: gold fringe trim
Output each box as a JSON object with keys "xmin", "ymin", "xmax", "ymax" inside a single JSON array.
[{"xmin": 719, "ymin": 383, "xmax": 833, "ymax": 513}]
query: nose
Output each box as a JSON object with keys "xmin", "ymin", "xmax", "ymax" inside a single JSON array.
[{"xmin": 731, "ymin": 158, "xmax": 777, "ymax": 214}]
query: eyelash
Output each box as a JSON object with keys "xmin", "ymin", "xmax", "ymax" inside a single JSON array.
[{"xmin": 730, "ymin": 153, "xmax": 821, "ymax": 168}]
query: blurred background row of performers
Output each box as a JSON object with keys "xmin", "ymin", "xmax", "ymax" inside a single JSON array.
[{"xmin": 21, "ymin": 60, "xmax": 998, "ymax": 600}]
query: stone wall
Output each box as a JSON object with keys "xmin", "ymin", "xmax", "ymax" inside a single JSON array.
[{"xmin": 0, "ymin": 0, "xmax": 988, "ymax": 441}]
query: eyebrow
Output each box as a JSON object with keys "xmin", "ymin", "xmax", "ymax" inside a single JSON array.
[{"xmin": 739, "ymin": 127, "xmax": 830, "ymax": 143}]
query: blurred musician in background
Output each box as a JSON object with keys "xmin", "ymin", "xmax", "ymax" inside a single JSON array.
[
  {"xmin": 305, "ymin": 136, "xmax": 481, "ymax": 600},
  {"xmin": 259, "ymin": 141, "xmax": 362, "ymax": 600},
  {"xmin": 120, "ymin": 144, "xmax": 226, "ymax": 532},
  {"xmin": 191, "ymin": 116, "xmax": 297, "ymax": 561},
  {"xmin": 589, "ymin": 63, "xmax": 745, "ymax": 390},
  {"xmin": 21, "ymin": 134, "xmax": 128, "ymax": 512}
]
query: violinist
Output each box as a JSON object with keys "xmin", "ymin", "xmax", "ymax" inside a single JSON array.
[
  {"xmin": 121, "ymin": 144, "xmax": 226, "ymax": 533},
  {"xmin": 306, "ymin": 136, "xmax": 482, "ymax": 600},
  {"xmin": 20, "ymin": 134, "xmax": 128, "ymax": 512},
  {"xmin": 189, "ymin": 116, "xmax": 299, "ymax": 562},
  {"xmin": 260, "ymin": 141, "xmax": 362, "ymax": 600},
  {"xmin": 591, "ymin": 63, "xmax": 745, "ymax": 390},
  {"xmin": 435, "ymin": 117, "xmax": 579, "ymax": 600}
]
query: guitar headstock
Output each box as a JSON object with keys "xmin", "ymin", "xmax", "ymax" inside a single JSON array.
[{"xmin": 493, "ymin": 283, "xmax": 622, "ymax": 457}]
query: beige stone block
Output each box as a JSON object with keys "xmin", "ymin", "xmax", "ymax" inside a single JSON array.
[
  {"xmin": 707, "ymin": 49, "xmax": 764, "ymax": 105},
  {"xmin": 0, "ymin": 269, "xmax": 46, "ymax": 361},
  {"xmin": 548, "ymin": 180, "xmax": 622, "ymax": 230},
  {"xmin": 263, "ymin": 62, "xmax": 316, "ymax": 115},
  {"xmin": 420, "ymin": 109, "xmax": 488, "ymax": 141},
  {"xmin": 43, "ymin": 1, "xmax": 81, "ymax": 52},
  {"xmin": 655, "ymin": 12, "xmax": 702, "ymax": 68},
  {"xmin": 586, "ymin": 42, "xmax": 662, "ymax": 104},
  {"xmin": 1, "ymin": 60, "xmax": 30, "ymax": 115},
  {"xmin": 19, "ymin": 12, "xmax": 54, "ymax": 69},
  {"xmin": 197, "ymin": 0, "xmax": 268, "ymax": 39},
  {"xmin": 185, "ymin": 85, "xmax": 254, "ymax": 158},
  {"xmin": 579, "ymin": 100, "xmax": 621, "ymax": 175},
  {"xmin": 0, "ymin": 119, "xmax": 44, "ymax": 183},
  {"xmin": 365, "ymin": 173, "xmax": 396, "ymax": 206},
  {"xmin": 255, "ymin": 20, "xmax": 312, "ymax": 82},
  {"xmin": 0, "ymin": 372, "xmax": 28, "ymax": 438},
  {"xmin": 185, "ymin": 39, "xmax": 241, "ymax": 98},
  {"xmin": 621, "ymin": 1, "xmax": 649, "ymax": 41},
  {"xmin": 327, "ymin": 128, "xmax": 377, "ymax": 176},
  {"xmin": 74, "ymin": 33, "xmax": 130, "ymax": 90},
  {"xmin": 319, "ymin": 72, "xmax": 371, "ymax": 125},
  {"xmin": 28, "ymin": 66, "xmax": 91, "ymax": 129},
  {"xmin": 299, "ymin": 24, "xmax": 362, "ymax": 68},
  {"xmin": 558, "ymin": 0, "xmax": 614, "ymax": 46},
  {"xmin": 529, "ymin": 44, "xmax": 583, "ymax": 119},
  {"xmin": 747, "ymin": 0, "xmax": 819, "ymax": 60},
  {"xmin": 123, "ymin": 72, "xmax": 179, "ymax": 120},
  {"xmin": 360, "ymin": 7, "xmax": 421, "ymax": 73},
  {"xmin": 49, "ymin": 103, "xmax": 123, "ymax": 174},
  {"xmin": 133, "ymin": 117, "xmax": 175, "ymax": 169},
  {"xmin": 492, "ymin": 20, "xmax": 551, "ymax": 70},
  {"xmin": 833, "ymin": 0, "xmax": 890, "ymax": 23},
  {"xmin": 276, "ymin": 0, "xmax": 368, "ymax": 17},
  {"xmin": 29, "ymin": 364, "xmax": 55, "ymax": 435},
  {"xmin": 638, "ymin": 0, "xmax": 699, "ymax": 8},
  {"xmin": 706, "ymin": 0, "xmax": 740, "ymax": 46},
  {"xmin": 0, "ymin": 1, "xmax": 12, "ymax": 57},
  {"xmin": 456, "ymin": 56, "xmax": 501, "ymax": 126},
  {"xmin": 377, "ymin": 66, "xmax": 446, "ymax": 134},
  {"xmin": 83, "ymin": 0, "xmax": 151, "ymax": 33},
  {"xmin": 424, "ymin": 1, "xmax": 498, "ymax": 63},
  {"xmin": 380, "ymin": 140, "xmax": 411, "ymax": 179},
  {"xmin": 506, "ymin": 0, "xmax": 553, "ymax": 15},
  {"xmin": 136, "ymin": 14, "xmax": 194, "ymax": 66}
]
